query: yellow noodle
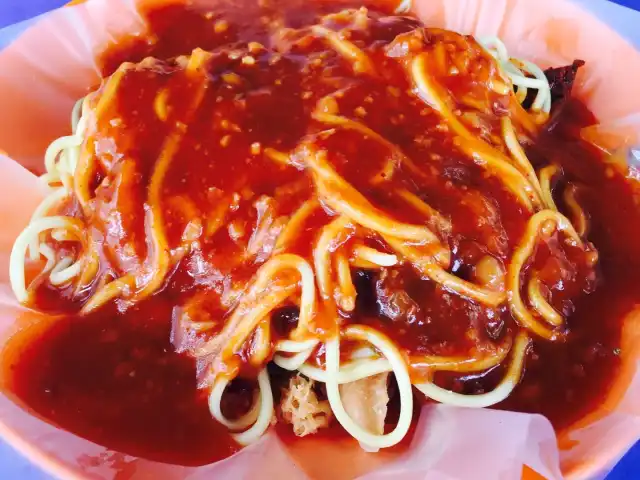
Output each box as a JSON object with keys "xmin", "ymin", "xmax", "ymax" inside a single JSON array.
[
  {"xmin": 507, "ymin": 210, "xmax": 582, "ymax": 340},
  {"xmin": 415, "ymin": 332, "xmax": 530, "ymax": 408},
  {"xmin": 250, "ymin": 318, "xmax": 273, "ymax": 366},
  {"xmin": 395, "ymin": 188, "xmax": 452, "ymax": 233},
  {"xmin": 527, "ymin": 273, "xmax": 563, "ymax": 327},
  {"xmin": 383, "ymin": 235, "xmax": 506, "ymax": 307},
  {"xmin": 351, "ymin": 244, "xmax": 398, "ymax": 267},
  {"xmin": 501, "ymin": 116, "xmax": 544, "ymax": 199},
  {"xmin": 410, "ymin": 54, "xmax": 541, "ymax": 211},
  {"xmin": 335, "ymin": 249, "xmax": 356, "ymax": 311},
  {"xmin": 133, "ymin": 57, "xmax": 209, "ymax": 301},
  {"xmin": 314, "ymin": 216, "xmax": 352, "ymax": 302},
  {"xmin": 311, "ymin": 25, "xmax": 375, "ymax": 75},
  {"xmin": 81, "ymin": 274, "xmax": 135, "ymax": 315},
  {"xmin": 563, "ymin": 183, "xmax": 588, "ymax": 237},
  {"xmin": 410, "ymin": 335, "xmax": 512, "ymax": 373},
  {"xmin": 538, "ymin": 164, "xmax": 560, "ymax": 211},
  {"xmin": 275, "ymin": 198, "xmax": 319, "ymax": 252},
  {"xmin": 197, "ymin": 253, "xmax": 316, "ymax": 358},
  {"xmin": 307, "ymin": 147, "xmax": 441, "ymax": 244},
  {"xmin": 264, "ymin": 147, "xmax": 292, "ymax": 166},
  {"xmin": 75, "ymin": 68, "xmax": 128, "ymax": 208}
]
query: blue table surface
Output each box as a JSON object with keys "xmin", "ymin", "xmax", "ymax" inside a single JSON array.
[{"xmin": 0, "ymin": 0, "xmax": 639, "ymax": 478}]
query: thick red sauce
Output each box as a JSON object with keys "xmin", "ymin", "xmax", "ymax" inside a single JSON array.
[
  {"xmin": 4, "ymin": 303, "xmax": 238, "ymax": 465},
  {"xmin": 3, "ymin": 0, "xmax": 640, "ymax": 467}
]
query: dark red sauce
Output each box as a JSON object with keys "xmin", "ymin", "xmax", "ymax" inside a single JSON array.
[
  {"xmin": 3, "ymin": 301, "xmax": 239, "ymax": 466},
  {"xmin": 500, "ymin": 101, "xmax": 640, "ymax": 428},
  {"xmin": 3, "ymin": 0, "xmax": 640, "ymax": 467}
]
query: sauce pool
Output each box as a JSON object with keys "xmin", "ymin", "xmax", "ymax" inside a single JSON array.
[{"xmin": 3, "ymin": 301, "xmax": 239, "ymax": 465}]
